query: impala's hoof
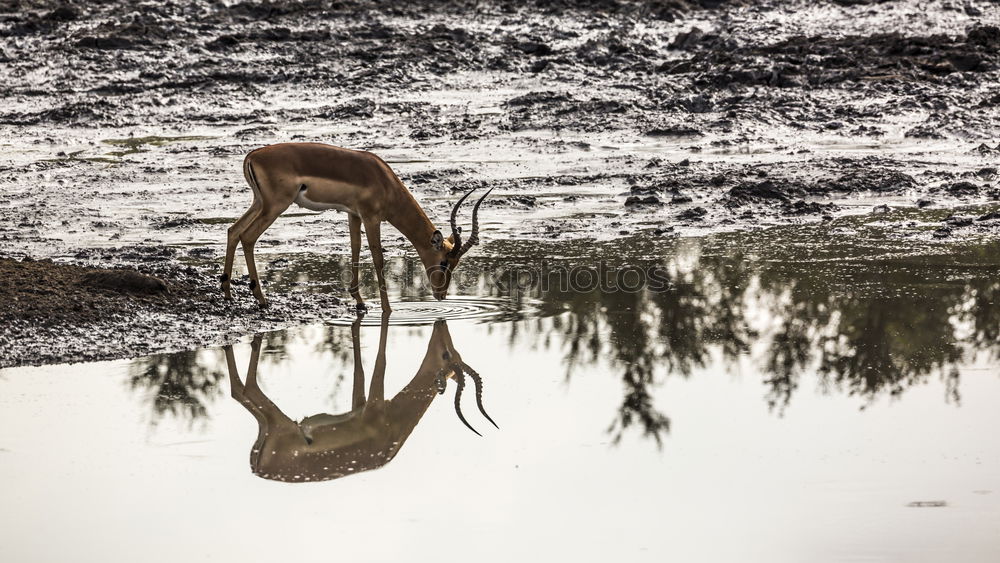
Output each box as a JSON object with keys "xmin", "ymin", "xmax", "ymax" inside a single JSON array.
[{"xmin": 257, "ymin": 300, "xmax": 270, "ymax": 310}]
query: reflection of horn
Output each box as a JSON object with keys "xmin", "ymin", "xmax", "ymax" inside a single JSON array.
[
  {"xmin": 463, "ymin": 363, "xmax": 498, "ymax": 429},
  {"xmin": 452, "ymin": 364, "xmax": 481, "ymax": 436}
]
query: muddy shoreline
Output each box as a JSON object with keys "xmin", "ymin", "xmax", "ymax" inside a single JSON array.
[
  {"xmin": 0, "ymin": 253, "xmax": 347, "ymax": 367},
  {"xmin": 2, "ymin": 0, "xmax": 999, "ymax": 366}
]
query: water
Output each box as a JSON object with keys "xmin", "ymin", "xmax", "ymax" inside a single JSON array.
[{"xmin": 2, "ymin": 224, "xmax": 999, "ymax": 562}]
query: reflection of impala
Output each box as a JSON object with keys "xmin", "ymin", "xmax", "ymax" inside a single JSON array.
[{"xmin": 224, "ymin": 319, "xmax": 497, "ymax": 482}]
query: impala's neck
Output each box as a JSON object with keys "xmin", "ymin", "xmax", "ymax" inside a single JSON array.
[{"xmin": 387, "ymin": 190, "xmax": 446, "ymax": 268}]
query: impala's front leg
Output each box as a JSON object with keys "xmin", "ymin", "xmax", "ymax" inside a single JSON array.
[
  {"xmin": 348, "ymin": 214, "xmax": 366, "ymax": 313},
  {"xmin": 240, "ymin": 208, "xmax": 282, "ymax": 308},
  {"xmin": 363, "ymin": 218, "xmax": 392, "ymax": 313},
  {"xmin": 350, "ymin": 317, "xmax": 366, "ymax": 409},
  {"xmin": 223, "ymin": 201, "xmax": 262, "ymax": 300}
]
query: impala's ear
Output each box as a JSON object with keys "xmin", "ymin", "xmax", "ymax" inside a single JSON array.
[{"xmin": 431, "ymin": 230, "xmax": 444, "ymax": 250}]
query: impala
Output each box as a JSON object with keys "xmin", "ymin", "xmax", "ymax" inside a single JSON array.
[
  {"xmin": 221, "ymin": 142, "xmax": 493, "ymax": 312},
  {"xmin": 224, "ymin": 319, "xmax": 497, "ymax": 482}
]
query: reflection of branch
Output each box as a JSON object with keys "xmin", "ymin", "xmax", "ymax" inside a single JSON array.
[
  {"xmin": 945, "ymin": 367, "xmax": 961, "ymax": 406},
  {"xmin": 965, "ymin": 281, "xmax": 1000, "ymax": 358},
  {"xmin": 814, "ymin": 296, "xmax": 963, "ymax": 405},
  {"xmin": 127, "ymin": 324, "xmax": 358, "ymax": 427},
  {"xmin": 496, "ymin": 236, "xmax": 994, "ymax": 445},
  {"xmin": 763, "ymin": 318, "xmax": 811, "ymax": 414},
  {"xmin": 127, "ymin": 350, "xmax": 224, "ymax": 428},
  {"xmin": 608, "ymin": 367, "xmax": 670, "ymax": 448}
]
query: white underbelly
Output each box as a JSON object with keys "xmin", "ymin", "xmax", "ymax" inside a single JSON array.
[{"xmin": 294, "ymin": 191, "xmax": 354, "ymax": 214}]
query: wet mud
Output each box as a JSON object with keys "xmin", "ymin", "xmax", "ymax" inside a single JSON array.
[
  {"xmin": 2, "ymin": 0, "xmax": 999, "ymax": 365},
  {"xmin": 0, "ymin": 250, "xmax": 343, "ymax": 367}
]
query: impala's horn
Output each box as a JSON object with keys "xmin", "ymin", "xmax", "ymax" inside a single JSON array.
[
  {"xmin": 448, "ymin": 188, "xmax": 477, "ymax": 257},
  {"xmin": 451, "ymin": 364, "xmax": 481, "ymax": 436},
  {"xmin": 457, "ymin": 188, "xmax": 494, "ymax": 258},
  {"xmin": 463, "ymin": 362, "xmax": 499, "ymax": 429}
]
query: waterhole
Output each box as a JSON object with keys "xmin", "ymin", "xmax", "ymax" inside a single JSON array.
[{"xmin": 328, "ymin": 295, "xmax": 540, "ymax": 326}]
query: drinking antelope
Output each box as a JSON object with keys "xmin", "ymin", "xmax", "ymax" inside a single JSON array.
[
  {"xmin": 222, "ymin": 142, "xmax": 493, "ymax": 312},
  {"xmin": 224, "ymin": 319, "xmax": 497, "ymax": 482}
]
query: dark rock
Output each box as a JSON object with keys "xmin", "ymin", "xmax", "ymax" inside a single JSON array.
[
  {"xmin": 828, "ymin": 170, "xmax": 916, "ymax": 194},
  {"xmin": 906, "ymin": 126, "xmax": 945, "ymax": 140},
  {"xmin": 646, "ymin": 125, "xmax": 702, "ymax": 137},
  {"xmin": 625, "ymin": 195, "xmax": 663, "ymax": 207},
  {"xmin": 516, "ymin": 41, "xmax": 553, "ymax": 56},
  {"xmin": 677, "ymin": 207, "xmax": 707, "ymax": 220},
  {"xmin": 967, "ymin": 25, "xmax": 1000, "ymax": 48},
  {"xmin": 505, "ymin": 91, "xmax": 572, "ymax": 107},
  {"xmin": 207, "ymin": 35, "xmax": 241, "ymax": 50},
  {"xmin": 946, "ymin": 181, "xmax": 980, "ymax": 195},
  {"xmin": 45, "ymin": 6, "xmax": 80, "ymax": 21},
  {"xmin": 669, "ymin": 27, "xmax": 705, "ymax": 50},
  {"xmin": 530, "ymin": 59, "xmax": 550, "ymax": 73},
  {"xmin": 949, "ymin": 53, "xmax": 982, "ymax": 72},
  {"xmin": 156, "ymin": 217, "xmax": 197, "ymax": 229},
  {"xmin": 784, "ymin": 200, "xmax": 837, "ymax": 215},
  {"xmin": 75, "ymin": 36, "xmax": 138, "ymax": 50},
  {"xmin": 726, "ymin": 180, "xmax": 790, "ymax": 205},
  {"xmin": 628, "ymin": 184, "xmax": 659, "ymax": 196},
  {"xmin": 945, "ymin": 215, "xmax": 975, "ymax": 227},
  {"xmin": 79, "ymin": 271, "xmax": 169, "ymax": 294}
]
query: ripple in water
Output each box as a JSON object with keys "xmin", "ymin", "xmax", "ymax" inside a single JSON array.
[{"xmin": 328, "ymin": 296, "xmax": 540, "ymax": 326}]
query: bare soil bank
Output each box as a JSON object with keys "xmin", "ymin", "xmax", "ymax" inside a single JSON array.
[{"xmin": 0, "ymin": 254, "xmax": 343, "ymax": 367}]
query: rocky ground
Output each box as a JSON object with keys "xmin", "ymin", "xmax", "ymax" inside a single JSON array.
[{"xmin": 1, "ymin": 0, "xmax": 999, "ymax": 366}]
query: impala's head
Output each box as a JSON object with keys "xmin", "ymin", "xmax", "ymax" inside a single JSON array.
[
  {"xmin": 428, "ymin": 188, "xmax": 493, "ymax": 300},
  {"xmin": 427, "ymin": 320, "xmax": 499, "ymax": 436}
]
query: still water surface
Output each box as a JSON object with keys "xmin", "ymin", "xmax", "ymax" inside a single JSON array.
[{"xmin": 1, "ymin": 223, "xmax": 999, "ymax": 562}]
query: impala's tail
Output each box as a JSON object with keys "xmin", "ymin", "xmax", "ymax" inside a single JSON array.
[{"xmin": 242, "ymin": 156, "xmax": 263, "ymax": 201}]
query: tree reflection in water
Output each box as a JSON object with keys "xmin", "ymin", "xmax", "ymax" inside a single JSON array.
[
  {"xmin": 127, "ymin": 225, "xmax": 1000, "ymax": 444},
  {"xmin": 128, "ymin": 349, "xmax": 224, "ymax": 428}
]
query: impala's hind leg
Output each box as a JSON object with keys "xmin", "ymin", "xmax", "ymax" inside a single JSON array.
[
  {"xmin": 240, "ymin": 207, "xmax": 283, "ymax": 307},
  {"xmin": 363, "ymin": 218, "xmax": 391, "ymax": 313},
  {"xmin": 348, "ymin": 214, "xmax": 366, "ymax": 312},
  {"xmin": 223, "ymin": 201, "xmax": 262, "ymax": 299}
]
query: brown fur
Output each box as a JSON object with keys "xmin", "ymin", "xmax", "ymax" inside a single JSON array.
[{"xmin": 222, "ymin": 143, "xmax": 464, "ymax": 311}]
